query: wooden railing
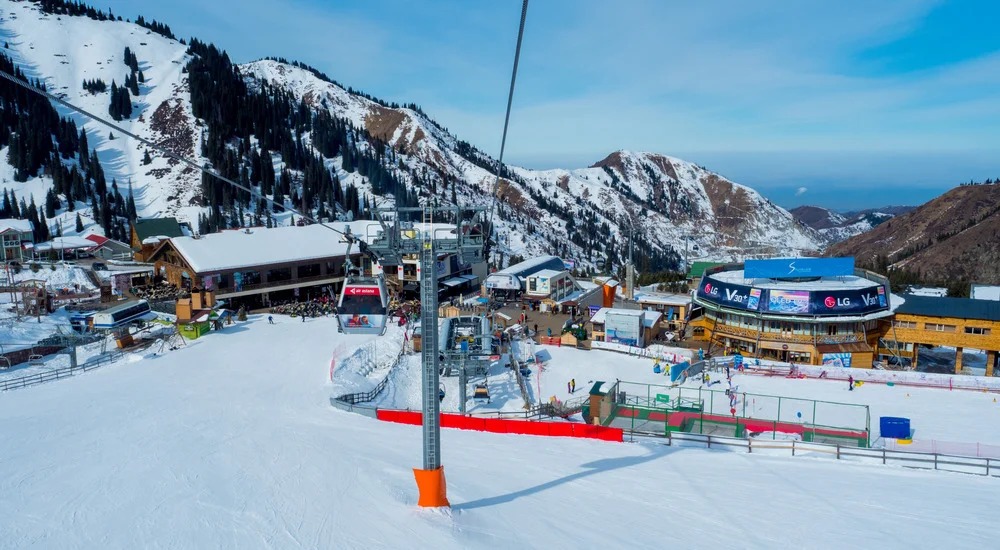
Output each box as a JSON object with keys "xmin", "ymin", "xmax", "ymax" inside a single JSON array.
[{"xmin": 711, "ymin": 323, "xmax": 863, "ymax": 345}]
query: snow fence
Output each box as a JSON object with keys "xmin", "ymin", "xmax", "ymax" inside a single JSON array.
[{"xmin": 376, "ymin": 410, "xmax": 623, "ymax": 442}]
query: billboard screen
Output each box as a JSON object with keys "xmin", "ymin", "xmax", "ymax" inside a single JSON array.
[
  {"xmin": 809, "ymin": 286, "xmax": 889, "ymax": 316},
  {"xmin": 697, "ymin": 280, "xmax": 759, "ymax": 310},
  {"xmin": 605, "ymin": 312, "xmax": 642, "ymax": 347},
  {"xmin": 745, "ymin": 257, "xmax": 855, "ymax": 279},
  {"xmin": 766, "ymin": 290, "xmax": 811, "ymax": 313}
]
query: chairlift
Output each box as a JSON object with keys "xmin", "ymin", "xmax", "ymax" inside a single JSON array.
[
  {"xmin": 0, "ymin": 356, "xmax": 10, "ymax": 370},
  {"xmin": 336, "ymin": 228, "xmax": 389, "ymax": 335},
  {"xmin": 28, "ymin": 348, "xmax": 44, "ymax": 365},
  {"xmin": 473, "ymin": 383, "xmax": 490, "ymax": 402}
]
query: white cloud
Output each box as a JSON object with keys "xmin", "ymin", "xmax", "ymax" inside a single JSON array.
[{"xmin": 795, "ymin": 187, "xmax": 808, "ymax": 196}]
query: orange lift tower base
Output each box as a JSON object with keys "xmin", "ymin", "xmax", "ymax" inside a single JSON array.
[{"xmin": 413, "ymin": 466, "xmax": 450, "ymax": 508}]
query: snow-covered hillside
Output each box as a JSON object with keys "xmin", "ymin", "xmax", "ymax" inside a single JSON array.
[
  {"xmin": 0, "ymin": 0, "xmax": 825, "ymax": 271},
  {"xmin": 244, "ymin": 60, "xmax": 826, "ymax": 265},
  {"xmin": 791, "ymin": 205, "xmax": 898, "ymax": 244},
  {"xmin": 0, "ymin": 0, "xmax": 203, "ymax": 223}
]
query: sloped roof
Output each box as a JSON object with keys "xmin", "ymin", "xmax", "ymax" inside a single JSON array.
[
  {"xmin": 133, "ymin": 218, "xmax": 184, "ymax": 242},
  {"xmin": 688, "ymin": 261, "xmax": 723, "ymax": 279},
  {"xmin": 0, "ymin": 218, "xmax": 33, "ymax": 233},
  {"xmin": 895, "ymin": 295, "xmax": 1000, "ymax": 322},
  {"xmin": 84, "ymin": 234, "xmax": 109, "ymax": 246}
]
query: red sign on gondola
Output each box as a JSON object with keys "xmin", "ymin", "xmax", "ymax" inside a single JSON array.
[{"xmin": 345, "ymin": 286, "xmax": 381, "ymax": 296}]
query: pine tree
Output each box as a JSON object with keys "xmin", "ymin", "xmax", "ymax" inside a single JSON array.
[
  {"xmin": 142, "ymin": 150, "xmax": 152, "ymax": 165},
  {"xmin": 10, "ymin": 191, "xmax": 20, "ymax": 218},
  {"xmin": 138, "ymin": 70, "xmax": 145, "ymax": 83},
  {"xmin": 109, "ymin": 131, "xmax": 115, "ymax": 140},
  {"xmin": 75, "ymin": 212, "xmax": 84, "ymax": 233}
]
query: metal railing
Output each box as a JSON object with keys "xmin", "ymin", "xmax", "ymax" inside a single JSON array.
[
  {"xmin": 0, "ymin": 350, "xmax": 122, "ymax": 392},
  {"xmin": 654, "ymin": 430, "xmax": 998, "ymax": 477}
]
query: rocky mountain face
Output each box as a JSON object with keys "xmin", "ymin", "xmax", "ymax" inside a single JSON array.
[
  {"xmin": 790, "ymin": 205, "xmax": 909, "ymax": 244},
  {"xmin": 0, "ymin": 0, "xmax": 827, "ymax": 273},
  {"xmin": 827, "ymin": 184, "xmax": 1000, "ymax": 284}
]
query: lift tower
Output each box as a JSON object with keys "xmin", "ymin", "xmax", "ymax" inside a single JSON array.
[{"xmin": 367, "ymin": 206, "xmax": 485, "ymax": 507}]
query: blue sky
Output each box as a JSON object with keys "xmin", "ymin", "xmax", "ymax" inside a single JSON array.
[{"xmin": 89, "ymin": 0, "xmax": 999, "ymax": 210}]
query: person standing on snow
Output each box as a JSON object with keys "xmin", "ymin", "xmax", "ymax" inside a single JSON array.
[
  {"xmin": 848, "ymin": 375, "xmax": 854, "ymax": 391},
  {"xmin": 268, "ymin": 315, "xmax": 275, "ymax": 324},
  {"xmin": 570, "ymin": 378, "xmax": 576, "ymax": 393}
]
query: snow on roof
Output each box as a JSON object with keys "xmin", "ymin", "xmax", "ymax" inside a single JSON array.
[
  {"xmin": 906, "ymin": 286, "xmax": 949, "ymax": 298},
  {"xmin": 492, "ymin": 255, "xmax": 563, "ymax": 277},
  {"xmin": 971, "ymin": 285, "xmax": 1000, "ymax": 301},
  {"xmin": 593, "ymin": 276, "xmax": 619, "ymax": 287},
  {"xmin": 634, "ymin": 291, "xmax": 690, "ymax": 306},
  {"xmin": 167, "ymin": 221, "xmax": 432, "ymax": 273},
  {"xmin": 170, "ymin": 225, "xmax": 356, "ymax": 273},
  {"xmin": 529, "ymin": 269, "xmax": 564, "ymax": 279},
  {"xmin": 33, "ymin": 236, "xmax": 95, "ymax": 251},
  {"xmin": 712, "ymin": 269, "xmax": 877, "ymax": 290},
  {"xmin": 590, "ymin": 307, "xmax": 649, "ymax": 325},
  {"xmin": 0, "ymin": 219, "xmax": 32, "ymax": 233}
]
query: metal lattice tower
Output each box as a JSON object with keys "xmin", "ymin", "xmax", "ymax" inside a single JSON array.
[
  {"xmin": 418, "ymin": 208, "xmax": 442, "ymax": 470},
  {"xmin": 367, "ymin": 206, "xmax": 486, "ymax": 481}
]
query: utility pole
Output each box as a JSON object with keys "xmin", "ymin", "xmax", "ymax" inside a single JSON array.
[{"xmin": 626, "ymin": 223, "xmax": 635, "ymax": 301}]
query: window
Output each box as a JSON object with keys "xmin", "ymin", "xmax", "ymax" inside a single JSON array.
[
  {"xmin": 266, "ymin": 267, "xmax": 292, "ymax": 283},
  {"xmin": 893, "ymin": 320, "xmax": 917, "ymax": 329},
  {"xmin": 925, "ymin": 323, "xmax": 956, "ymax": 332},
  {"xmin": 965, "ymin": 327, "xmax": 991, "ymax": 335},
  {"xmin": 327, "ymin": 262, "xmax": 346, "ymax": 277},
  {"xmin": 298, "ymin": 263, "xmax": 321, "ymax": 278}
]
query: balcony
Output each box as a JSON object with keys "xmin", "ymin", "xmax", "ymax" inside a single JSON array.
[{"xmin": 712, "ymin": 322, "xmax": 863, "ymax": 345}]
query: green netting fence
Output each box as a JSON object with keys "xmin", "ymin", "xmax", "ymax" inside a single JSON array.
[{"xmin": 604, "ymin": 380, "xmax": 871, "ymax": 447}]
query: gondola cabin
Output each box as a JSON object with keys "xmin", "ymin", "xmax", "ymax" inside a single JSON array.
[
  {"xmin": 91, "ymin": 300, "xmax": 157, "ymax": 330},
  {"xmin": 336, "ymin": 276, "xmax": 389, "ymax": 335}
]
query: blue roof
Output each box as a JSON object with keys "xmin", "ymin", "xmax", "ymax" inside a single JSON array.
[{"xmin": 895, "ymin": 295, "xmax": 1000, "ymax": 322}]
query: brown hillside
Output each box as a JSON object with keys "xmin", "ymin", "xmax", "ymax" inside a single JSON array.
[{"xmin": 827, "ymin": 184, "xmax": 1000, "ymax": 283}]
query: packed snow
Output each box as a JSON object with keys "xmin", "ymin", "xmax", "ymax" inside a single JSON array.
[{"xmin": 1, "ymin": 314, "xmax": 998, "ymax": 548}]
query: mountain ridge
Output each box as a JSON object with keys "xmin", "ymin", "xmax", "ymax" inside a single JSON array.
[{"xmin": 0, "ymin": 0, "xmax": 826, "ymax": 272}]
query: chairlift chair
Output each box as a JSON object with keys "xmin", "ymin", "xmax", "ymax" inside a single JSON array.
[
  {"xmin": 28, "ymin": 347, "xmax": 44, "ymax": 365},
  {"xmin": 473, "ymin": 383, "xmax": 490, "ymax": 402}
]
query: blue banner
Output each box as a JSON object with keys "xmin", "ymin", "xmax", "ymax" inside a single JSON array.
[
  {"xmin": 744, "ymin": 257, "xmax": 855, "ymax": 279},
  {"xmin": 808, "ymin": 286, "xmax": 888, "ymax": 316},
  {"xmin": 697, "ymin": 279, "xmax": 760, "ymax": 310}
]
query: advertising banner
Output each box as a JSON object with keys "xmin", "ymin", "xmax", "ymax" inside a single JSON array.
[
  {"xmin": 745, "ymin": 257, "xmax": 855, "ymax": 279},
  {"xmin": 697, "ymin": 279, "xmax": 759, "ymax": 310},
  {"xmin": 766, "ymin": 290, "xmax": 811, "ymax": 314},
  {"xmin": 809, "ymin": 286, "xmax": 889, "ymax": 316},
  {"xmin": 822, "ymin": 352, "xmax": 852, "ymax": 368},
  {"xmin": 605, "ymin": 312, "xmax": 641, "ymax": 347}
]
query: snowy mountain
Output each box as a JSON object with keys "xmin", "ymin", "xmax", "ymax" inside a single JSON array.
[
  {"xmin": 0, "ymin": 0, "xmax": 826, "ymax": 271},
  {"xmin": 790, "ymin": 205, "xmax": 905, "ymax": 244}
]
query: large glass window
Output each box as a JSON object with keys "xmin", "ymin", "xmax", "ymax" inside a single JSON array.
[
  {"xmin": 267, "ymin": 267, "xmax": 292, "ymax": 283},
  {"xmin": 298, "ymin": 263, "xmax": 321, "ymax": 278}
]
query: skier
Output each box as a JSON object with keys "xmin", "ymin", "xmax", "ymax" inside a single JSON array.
[
  {"xmin": 567, "ymin": 380, "xmax": 572, "ymax": 393},
  {"xmin": 301, "ymin": 313, "xmax": 306, "ymax": 323},
  {"xmin": 848, "ymin": 375, "xmax": 854, "ymax": 391},
  {"xmin": 268, "ymin": 315, "xmax": 274, "ymax": 324},
  {"xmin": 725, "ymin": 364, "xmax": 730, "ymax": 379},
  {"xmin": 571, "ymin": 378, "xmax": 576, "ymax": 393}
]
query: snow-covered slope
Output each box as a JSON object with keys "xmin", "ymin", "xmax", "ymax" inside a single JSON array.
[
  {"xmin": 1, "ymin": 314, "xmax": 997, "ymax": 548},
  {"xmin": 244, "ymin": 61, "xmax": 826, "ymax": 266},
  {"xmin": 791, "ymin": 205, "xmax": 899, "ymax": 244},
  {"xmin": 0, "ymin": 0, "xmax": 202, "ymax": 222},
  {"xmin": 0, "ymin": 0, "xmax": 825, "ymax": 270}
]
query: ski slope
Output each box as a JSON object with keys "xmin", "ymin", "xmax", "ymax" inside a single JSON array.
[{"xmin": 0, "ymin": 314, "xmax": 996, "ymax": 548}]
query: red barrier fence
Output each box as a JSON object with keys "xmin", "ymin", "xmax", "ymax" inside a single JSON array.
[
  {"xmin": 376, "ymin": 410, "xmax": 623, "ymax": 442},
  {"xmin": 538, "ymin": 337, "xmax": 562, "ymax": 346}
]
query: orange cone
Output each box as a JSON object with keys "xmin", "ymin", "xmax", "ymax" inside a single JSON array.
[{"xmin": 413, "ymin": 466, "xmax": 450, "ymax": 507}]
